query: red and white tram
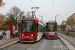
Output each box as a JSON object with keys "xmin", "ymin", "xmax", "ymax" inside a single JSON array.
[{"xmin": 20, "ymin": 18, "xmax": 45, "ymax": 42}]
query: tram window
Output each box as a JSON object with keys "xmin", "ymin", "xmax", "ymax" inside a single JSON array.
[
  {"xmin": 36, "ymin": 24, "xmax": 38, "ymax": 32},
  {"xmin": 46, "ymin": 25, "xmax": 50, "ymax": 32},
  {"xmin": 46, "ymin": 23, "xmax": 57, "ymax": 32},
  {"xmin": 21, "ymin": 20, "xmax": 35, "ymax": 33},
  {"xmin": 38, "ymin": 25, "xmax": 44, "ymax": 32},
  {"xmin": 38, "ymin": 25, "xmax": 40, "ymax": 32}
]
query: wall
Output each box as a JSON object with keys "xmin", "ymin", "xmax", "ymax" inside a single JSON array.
[{"xmin": 59, "ymin": 31, "xmax": 75, "ymax": 37}]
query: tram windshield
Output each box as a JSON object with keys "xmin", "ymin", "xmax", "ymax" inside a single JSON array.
[
  {"xmin": 21, "ymin": 20, "xmax": 35, "ymax": 33},
  {"xmin": 46, "ymin": 23, "xmax": 57, "ymax": 32}
]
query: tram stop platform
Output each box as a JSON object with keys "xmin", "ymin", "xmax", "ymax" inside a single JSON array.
[
  {"xmin": 0, "ymin": 37, "xmax": 19, "ymax": 49},
  {"xmin": 59, "ymin": 33, "xmax": 75, "ymax": 48}
]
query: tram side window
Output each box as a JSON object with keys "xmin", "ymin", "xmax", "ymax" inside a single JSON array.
[
  {"xmin": 36, "ymin": 24, "xmax": 38, "ymax": 32},
  {"xmin": 41, "ymin": 26, "xmax": 44, "ymax": 32},
  {"xmin": 38, "ymin": 25, "xmax": 40, "ymax": 32},
  {"xmin": 38, "ymin": 25, "xmax": 44, "ymax": 32}
]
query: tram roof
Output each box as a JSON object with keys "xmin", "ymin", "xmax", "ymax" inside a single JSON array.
[
  {"xmin": 22, "ymin": 18, "xmax": 45, "ymax": 25},
  {"xmin": 22, "ymin": 18, "xmax": 38, "ymax": 21},
  {"xmin": 46, "ymin": 21, "xmax": 57, "ymax": 23}
]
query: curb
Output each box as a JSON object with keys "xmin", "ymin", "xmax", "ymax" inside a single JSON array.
[
  {"xmin": 0, "ymin": 39, "xmax": 19, "ymax": 46},
  {"xmin": 59, "ymin": 36, "xmax": 75, "ymax": 50},
  {"xmin": 0, "ymin": 40, "xmax": 20, "ymax": 49}
]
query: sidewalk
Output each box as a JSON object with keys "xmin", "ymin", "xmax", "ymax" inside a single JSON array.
[
  {"xmin": 59, "ymin": 33, "xmax": 75, "ymax": 47},
  {"xmin": 0, "ymin": 37, "xmax": 19, "ymax": 46}
]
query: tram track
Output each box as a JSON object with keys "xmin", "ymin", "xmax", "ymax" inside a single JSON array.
[
  {"xmin": 11, "ymin": 42, "xmax": 34, "ymax": 50},
  {"xmin": 2, "ymin": 38, "xmax": 68, "ymax": 50},
  {"xmin": 57, "ymin": 39, "xmax": 63, "ymax": 50},
  {"xmin": 2, "ymin": 38, "xmax": 44, "ymax": 50},
  {"xmin": 24, "ymin": 44, "xmax": 33, "ymax": 50},
  {"xmin": 23, "ymin": 39, "xmax": 45, "ymax": 50},
  {"xmin": 1, "ymin": 42, "xmax": 34, "ymax": 50}
]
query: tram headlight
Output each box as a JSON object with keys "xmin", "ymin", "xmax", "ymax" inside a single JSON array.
[
  {"xmin": 31, "ymin": 34, "xmax": 34, "ymax": 36},
  {"xmin": 21, "ymin": 34, "xmax": 24, "ymax": 36}
]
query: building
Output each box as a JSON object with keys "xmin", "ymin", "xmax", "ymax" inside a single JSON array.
[{"xmin": 67, "ymin": 13, "xmax": 75, "ymax": 30}]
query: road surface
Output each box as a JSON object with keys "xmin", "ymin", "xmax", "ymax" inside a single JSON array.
[{"xmin": 2, "ymin": 38, "xmax": 68, "ymax": 50}]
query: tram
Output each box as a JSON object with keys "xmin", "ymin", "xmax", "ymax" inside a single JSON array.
[
  {"xmin": 45, "ymin": 21, "xmax": 58, "ymax": 38},
  {"xmin": 20, "ymin": 18, "xmax": 45, "ymax": 42}
]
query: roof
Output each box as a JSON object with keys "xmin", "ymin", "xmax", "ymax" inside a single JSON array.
[{"xmin": 67, "ymin": 13, "xmax": 75, "ymax": 19}]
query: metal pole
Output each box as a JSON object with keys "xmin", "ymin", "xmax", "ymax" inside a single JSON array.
[
  {"xmin": 31, "ymin": 7, "xmax": 39, "ymax": 19},
  {"xmin": 32, "ymin": 11, "xmax": 34, "ymax": 18},
  {"xmin": 41, "ymin": 16, "xmax": 43, "ymax": 22},
  {"xmin": 55, "ymin": 16, "xmax": 56, "ymax": 22},
  {"xmin": 55, "ymin": 14, "xmax": 60, "ymax": 22}
]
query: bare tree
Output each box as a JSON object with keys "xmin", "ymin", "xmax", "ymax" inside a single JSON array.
[
  {"xmin": 6, "ymin": 6, "xmax": 25, "ymax": 23},
  {"xmin": 6, "ymin": 6, "xmax": 25, "ymax": 30}
]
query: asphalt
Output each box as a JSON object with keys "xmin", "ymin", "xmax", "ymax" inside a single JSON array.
[
  {"xmin": 0, "ymin": 32, "xmax": 75, "ymax": 50},
  {"xmin": 2, "ymin": 38, "xmax": 67, "ymax": 50},
  {"xmin": 0, "ymin": 37, "xmax": 19, "ymax": 46}
]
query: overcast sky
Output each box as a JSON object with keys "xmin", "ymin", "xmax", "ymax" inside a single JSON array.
[{"xmin": 0, "ymin": 0, "xmax": 75, "ymax": 25}]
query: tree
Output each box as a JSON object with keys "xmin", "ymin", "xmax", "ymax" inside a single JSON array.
[
  {"xmin": 61, "ymin": 20, "xmax": 66, "ymax": 25},
  {"xmin": 0, "ymin": 0, "xmax": 2, "ymax": 3},
  {"xmin": 0, "ymin": 0, "xmax": 5, "ymax": 7},
  {"xmin": 6, "ymin": 6, "xmax": 24, "ymax": 22},
  {"xmin": 70, "ymin": 17, "xmax": 74, "ymax": 29},
  {"xmin": 0, "ymin": 14, "xmax": 5, "ymax": 30},
  {"xmin": 6, "ymin": 6, "xmax": 25, "ymax": 29},
  {"xmin": 4, "ymin": 14, "xmax": 16, "ymax": 30},
  {"xmin": 66, "ymin": 17, "xmax": 75, "ymax": 29},
  {"xmin": 66, "ymin": 19, "xmax": 70, "ymax": 25},
  {"xmin": 0, "ymin": 14, "xmax": 5, "ymax": 21},
  {"xmin": 60, "ymin": 20, "xmax": 66, "ymax": 30}
]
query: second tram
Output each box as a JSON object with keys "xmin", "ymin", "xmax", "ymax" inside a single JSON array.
[{"xmin": 45, "ymin": 21, "xmax": 58, "ymax": 38}]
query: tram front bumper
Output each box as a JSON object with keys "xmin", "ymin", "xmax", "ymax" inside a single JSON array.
[
  {"xmin": 20, "ymin": 36, "xmax": 36, "ymax": 41},
  {"xmin": 46, "ymin": 34, "xmax": 57, "ymax": 38}
]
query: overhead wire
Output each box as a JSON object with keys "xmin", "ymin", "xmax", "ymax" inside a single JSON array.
[
  {"xmin": 52, "ymin": 0, "xmax": 54, "ymax": 17},
  {"xmin": 31, "ymin": 0, "xmax": 36, "ymax": 7}
]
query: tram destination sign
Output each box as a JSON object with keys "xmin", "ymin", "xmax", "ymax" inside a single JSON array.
[{"xmin": 22, "ymin": 20, "xmax": 34, "ymax": 23}]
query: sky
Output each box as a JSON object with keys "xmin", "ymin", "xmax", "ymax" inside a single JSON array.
[{"xmin": 0, "ymin": 0, "xmax": 75, "ymax": 25}]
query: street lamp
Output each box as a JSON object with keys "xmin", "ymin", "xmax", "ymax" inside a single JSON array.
[
  {"xmin": 55, "ymin": 14, "xmax": 60, "ymax": 22},
  {"xmin": 38, "ymin": 15, "xmax": 43, "ymax": 22},
  {"xmin": 31, "ymin": 7, "xmax": 39, "ymax": 19}
]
